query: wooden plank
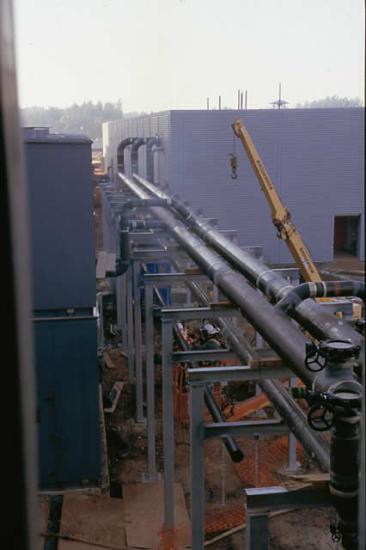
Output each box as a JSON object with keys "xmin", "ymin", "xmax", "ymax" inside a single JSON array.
[
  {"xmin": 124, "ymin": 482, "xmax": 190, "ymax": 548},
  {"xmin": 289, "ymin": 473, "xmax": 330, "ymax": 486},
  {"xmin": 96, "ymin": 251, "xmax": 107, "ymax": 279}
]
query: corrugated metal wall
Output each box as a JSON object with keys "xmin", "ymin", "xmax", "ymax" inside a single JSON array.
[
  {"xmin": 102, "ymin": 108, "xmax": 364, "ymax": 264},
  {"xmin": 103, "ymin": 113, "xmax": 172, "ymax": 186},
  {"xmin": 168, "ymin": 108, "xmax": 364, "ymax": 264}
]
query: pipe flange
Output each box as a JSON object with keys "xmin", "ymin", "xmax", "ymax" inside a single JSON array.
[{"xmin": 318, "ymin": 339, "xmax": 361, "ymax": 361}]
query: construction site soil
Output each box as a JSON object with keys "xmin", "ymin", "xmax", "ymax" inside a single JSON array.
[{"xmin": 101, "ymin": 347, "xmax": 337, "ymax": 548}]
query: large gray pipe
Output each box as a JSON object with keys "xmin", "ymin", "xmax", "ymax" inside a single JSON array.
[
  {"xmin": 117, "ymin": 137, "xmax": 136, "ymax": 173},
  {"xmin": 170, "ymin": 257, "xmax": 330, "ymax": 471},
  {"xmin": 119, "ymin": 172, "xmax": 315, "ymax": 388},
  {"xmin": 132, "ymin": 174, "xmax": 361, "ymax": 346}
]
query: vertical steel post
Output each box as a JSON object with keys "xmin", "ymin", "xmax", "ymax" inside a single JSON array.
[
  {"xmin": 161, "ymin": 318, "xmax": 175, "ymax": 531},
  {"xmin": 288, "ymin": 378, "xmax": 298, "ymax": 471},
  {"xmin": 246, "ymin": 512, "xmax": 269, "ymax": 549},
  {"xmin": 116, "ymin": 275, "xmax": 122, "ymax": 331},
  {"xmin": 120, "ymin": 272, "xmax": 127, "ymax": 351},
  {"xmin": 133, "ymin": 260, "xmax": 144, "ymax": 423},
  {"xmin": 359, "ymin": 338, "xmax": 365, "ymax": 548},
  {"xmin": 190, "ymin": 382, "xmax": 205, "ymax": 547},
  {"xmin": 144, "ymin": 284, "xmax": 157, "ymax": 481},
  {"xmin": 126, "ymin": 263, "xmax": 134, "ymax": 381}
]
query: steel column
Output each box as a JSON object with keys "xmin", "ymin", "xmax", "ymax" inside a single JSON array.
[
  {"xmin": 133, "ymin": 260, "xmax": 144, "ymax": 422},
  {"xmin": 144, "ymin": 283, "xmax": 158, "ymax": 481},
  {"xmin": 120, "ymin": 273, "xmax": 127, "ymax": 350},
  {"xmin": 190, "ymin": 383, "xmax": 205, "ymax": 548},
  {"xmin": 126, "ymin": 264, "xmax": 134, "ymax": 381},
  {"xmin": 161, "ymin": 318, "xmax": 175, "ymax": 531},
  {"xmin": 246, "ymin": 513, "xmax": 269, "ymax": 550}
]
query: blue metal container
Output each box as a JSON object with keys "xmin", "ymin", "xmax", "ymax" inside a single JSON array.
[
  {"xmin": 23, "ymin": 128, "xmax": 100, "ymax": 489},
  {"xmin": 34, "ymin": 316, "xmax": 100, "ymax": 489}
]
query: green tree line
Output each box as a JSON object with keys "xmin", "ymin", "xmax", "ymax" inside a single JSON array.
[{"xmin": 20, "ymin": 100, "xmax": 123, "ymax": 140}]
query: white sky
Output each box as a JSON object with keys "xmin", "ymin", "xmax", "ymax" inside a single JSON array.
[{"xmin": 14, "ymin": 0, "xmax": 365, "ymax": 111}]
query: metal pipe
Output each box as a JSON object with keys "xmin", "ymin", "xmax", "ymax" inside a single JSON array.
[
  {"xmin": 119, "ymin": 172, "xmax": 313, "ymax": 386},
  {"xmin": 131, "ymin": 138, "xmax": 148, "ymax": 174},
  {"xmin": 276, "ymin": 281, "xmax": 365, "ymax": 313},
  {"xmin": 203, "ymin": 389, "xmax": 244, "ymax": 463},
  {"xmin": 169, "ymin": 260, "xmax": 330, "ymax": 471},
  {"xmin": 140, "ymin": 264, "xmax": 244, "ymax": 464},
  {"xmin": 118, "ymin": 173, "xmax": 333, "ymax": 470},
  {"xmin": 146, "ymin": 136, "xmax": 161, "ymax": 183},
  {"xmin": 117, "ymin": 137, "xmax": 136, "ymax": 173},
  {"xmin": 132, "ymin": 174, "xmax": 361, "ymax": 346}
]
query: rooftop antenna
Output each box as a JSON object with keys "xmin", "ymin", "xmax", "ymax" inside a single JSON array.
[{"xmin": 270, "ymin": 83, "xmax": 289, "ymax": 109}]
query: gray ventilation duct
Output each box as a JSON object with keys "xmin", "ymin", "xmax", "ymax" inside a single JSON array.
[{"xmin": 117, "ymin": 137, "xmax": 136, "ymax": 173}]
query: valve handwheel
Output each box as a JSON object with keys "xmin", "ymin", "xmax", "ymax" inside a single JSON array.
[{"xmin": 307, "ymin": 402, "xmax": 334, "ymax": 431}]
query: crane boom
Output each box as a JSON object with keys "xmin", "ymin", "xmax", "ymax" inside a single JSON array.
[{"xmin": 232, "ymin": 119, "xmax": 322, "ymax": 283}]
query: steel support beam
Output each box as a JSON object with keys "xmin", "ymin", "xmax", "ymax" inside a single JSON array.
[
  {"xmin": 161, "ymin": 318, "xmax": 175, "ymax": 532},
  {"xmin": 126, "ymin": 264, "xmax": 134, "ymax": 381},
  {"xmin": 190, "ymin": 383, "xmax": 205, "ymax": 548},
  {"xmin": 133, "ymin": 260, "xmax": 144, "ymax": 423},
  {"xmin": 144, "ymin": 283, "xmax": 158, "ymax": 481},
  {"xmin": 204, "ymin": 420, "xmax": 289, "ymax": 439}
]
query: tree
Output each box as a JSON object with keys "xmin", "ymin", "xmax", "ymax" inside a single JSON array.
[
  {"xmin": 296, "ymin": 95, "xmax": 363, "ymax": 108},
  {"xmin": 20, "ymin": 100, "xmax": 124, "ymax": 140}
]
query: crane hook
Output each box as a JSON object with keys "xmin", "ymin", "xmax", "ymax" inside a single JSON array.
[{"xmin": 229, "ymin": 153, "xmax": 238, "ymax": 180}]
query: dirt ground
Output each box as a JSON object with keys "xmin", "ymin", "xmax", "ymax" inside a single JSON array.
[{"xmin": 101, "ymin": 346, "xmax": 338, "ymax": 549}]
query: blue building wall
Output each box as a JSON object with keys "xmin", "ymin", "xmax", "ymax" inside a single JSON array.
[
  {"xmin": 104, "ymin": 108, "xmax": 364, "ymax": 265},
  {"xmin": 168, "ymin": 108, "xmax": 364, "ymax": 265},
  {"xmin": 24, "ymin": 129, "xmax": 100, "ymax": 489}
]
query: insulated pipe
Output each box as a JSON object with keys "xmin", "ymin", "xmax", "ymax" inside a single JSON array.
[
  {"xmin": 131, "ymin": 138, "xmax": 148, "ymax": 174},
  {"xmin": 171, "ymin": 256, "xmax": 330, "ymax": 471},
  {"xmin": 119, "ymin": 172, "xmax": 315, "ymax": 387},
  {"xmin": 146, "ymin": 136, "xmax": 161, "ymax": 183},
  {"xmin": 132, "ymin": 174, "xmax": 361, "ymax": 346},
  {"xmin": 105, "ymin": 196, "xmax": 171, "ymax": 277},
  {"xmin": 117, "ymin": 137, "xmax": 136, "ymax": 173},
  {"xmin": 140, "ymin": 264, "xmax": 244, "ymax": 464},
  {"xmin": 203, "ymin": 388, "xmax": 244, "ymax": 462},
  {"xmin": 276, "ymin": 281, "xmax": 365, "ymax": 313}
]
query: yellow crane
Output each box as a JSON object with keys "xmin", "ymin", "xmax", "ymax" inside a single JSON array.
[
  {"xmin": 232, "ymin": 119, "xmax": 362, "ymax": 319},
  {"xmin": 232, "ymin": 119, "xmax": 322, "ymax": 282}
]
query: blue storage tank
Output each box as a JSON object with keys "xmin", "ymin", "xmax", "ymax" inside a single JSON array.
[{"xmin": 23, "ymin": 127, "xmax": 100, "ymax": 490}]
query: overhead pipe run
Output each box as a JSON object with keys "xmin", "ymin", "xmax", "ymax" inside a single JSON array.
[
  {"xmin": 131, "ymin": 138, "xmax": 148, "ymax": 174},
  {"xmin": 104, "ymin": 195, "xmax": 171, "ymax": 277},
  {"xmin": 117, "ymin": 137, "xmax": 136, "ymax": 174},
  {"xmin": 146, "ymin": 136, "xmax": 161, "ymax": 183},
  {"xmin": 119, "ymin": 173, "xmax": 363, "ymax": 539},
  {"xmin": 140, "ymin": 264, "xmax": 244, "ymax": 464},
  {"xmin": 170, "ymin": 257, "xmax": 330, "ymax": 471},
  {"xmin": 276, "ymin": 281, "xmax": 365, "ymax": 314},
  {"xmin": 132, "ymin": 174, "xmax": 361, "ymax": 346},
  {"xmin": 118, "ymin": 172, "xmax": 315, "ymax": 387}
]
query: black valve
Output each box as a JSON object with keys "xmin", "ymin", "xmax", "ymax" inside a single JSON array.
[
  {"xmin": 305, "ymin": 339, "xmax": 361, "ymax": 372},
  {"xmin": 296, "ymin": 388, "xmax": 361, "ymax": 432},
  {"xmin": 305, "ymin": 342, "xmax": 327, "ymax": 372}
]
